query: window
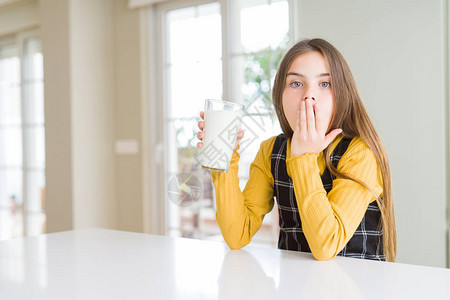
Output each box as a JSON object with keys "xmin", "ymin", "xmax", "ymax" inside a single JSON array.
[
  {"xmin": 0, "ymin": 33, "xmax": 45, "ymax": 240},
  {"xmin": 155, "ymin": 0, "xmax": 292, "ymax": 247}
]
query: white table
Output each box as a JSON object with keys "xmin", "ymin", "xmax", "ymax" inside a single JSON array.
[{"xmin": 0, "ymin": 228, "xmax": 449, "ymax": 299}]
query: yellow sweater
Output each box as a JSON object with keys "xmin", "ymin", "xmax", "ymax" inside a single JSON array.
[{"xmin": 211, "ymin": 135, "xmax": 383, "ymax": 261}]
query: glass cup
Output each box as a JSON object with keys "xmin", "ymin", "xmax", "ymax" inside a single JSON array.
[{"xmin": 199, "ymin": 99, "xmax": 245, "ymax": 173}]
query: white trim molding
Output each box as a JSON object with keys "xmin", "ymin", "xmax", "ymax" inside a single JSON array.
[
  {"xmin": 128, "ymin": 0, "xmax": 172, "ymax": 9},
  {"xmin": 0, "ymin": 0, "xmax": 31, "ymax": 9},
  {"xmin": 0, "ymin": 0, "xmax": 38, "ymax": 37},
  {"xmin": 444, "ymin": 0, "xmax": 450, "ymax": 269}
]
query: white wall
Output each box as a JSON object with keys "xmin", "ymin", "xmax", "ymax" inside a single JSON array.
[
  {"xmin": 41, "ymin": 0, "xmax": 118, "ymax": 231},
  {"xmin": 297, "ymin": 0, "xmax": 448, "ymax": 267},
  {"xmin": 69, "ymin": 0, "xmax": 117, "ymax": 228},
  {"xmin": 40, "ymin": 0, "xmax": 74, "ymax": 231},
  {"xmin": 41, "ymin": 0, "xmax": 141, "ymax": 233},
  {"xmin": 113, "ymin": 0, "xmax": 144, "ymax": 233}
]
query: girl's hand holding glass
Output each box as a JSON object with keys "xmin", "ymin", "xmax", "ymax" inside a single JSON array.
[{"xmin": 197, "ymin": 111, "xmax": 244, "ymax": 150}]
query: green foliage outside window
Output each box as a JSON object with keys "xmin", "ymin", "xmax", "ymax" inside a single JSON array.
[{"xmin": 242, "ymin": 37, "xmax": 288, "ymax": 111}]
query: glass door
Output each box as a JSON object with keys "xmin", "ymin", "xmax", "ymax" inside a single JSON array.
[
  {"xmin": 158, "ymin": 0, "xmax": 290, "ymax": 247},
  {"xmin": 163, "ymin": 1, "xmax": 223, "ymax": 239}
]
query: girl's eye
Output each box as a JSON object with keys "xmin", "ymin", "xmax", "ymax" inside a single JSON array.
[
  {"xmin": 320, "ymin": 82, "xmax": 331, "ymax": 88},
  {"xmin": 290, "ymin": 81, "xmax": 303, "ymax": 88}
]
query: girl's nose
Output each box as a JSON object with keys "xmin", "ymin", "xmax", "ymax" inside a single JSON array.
[
  {"xmin": 304, "ymin": 96, "xmax": 316, "ymax": 103},
  {"xmin": 303, "ymin": 85, "xmax": 317, "ymax": 102}
]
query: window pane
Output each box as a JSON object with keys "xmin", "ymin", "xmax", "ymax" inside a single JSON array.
[
  {"xmin": 166, "ymin": 120, "xmax": 178, "ymax": 175},
  {"xmin": 0, "ymin": 44, "xmax": 21, "ymax": 126},
  {"xmin": 0, "ymin": 127, "xmax": 23, "ymax": 167},
  {"xmin": 23, "ymin": 81, "xmax": 44, "ymax": 125},
  {"xmin": 0, "ymin": 85, "xmax": 21, "ymax": 126},
  {"xmin": 23, "ymin": 38, "xmax": 44, "ymax": 126},
  {"xmin": 173, "ymin": 118, "xmax": 198, "ymax": 151},
  {"xmin": 26, "ymin": 171, "xmax": 45, "ymax": 213},
  {"xmin": 166, "ymin": 2, "xmax": 222, "ymax": 119},
  {"xmin": 25, "ymin": 126, "xmax": 45, "ymax": 170},
  {"xmin": 23, "ymin": 38, "xmax": 43, "ymax": 81},
  {"xmin": 242, "ymin": 50, "xmax": 285, "ymax": 106},
  {"xmin": 0, "ymin": 44, "xmax": 20, "ymax": 84},
  {"xmin": 167, "ymin": 3, "xmax": 222, "ymax": 65},
  {"xmin": 240, "ymin": 0, "xmax": 289, "ymax": 52},
  {"xmin": 238, "ymin": 112, "xmax": 281, "ymax": 177},
  {"xmin": 0, "ymin": 169, "xmax": 23, "ymax": 208},
  {"xmin": 27, "ymin": 212, "xmax": 46, "ymax": 236},
  {"xmin": 166, "ymin": 118, "xmax": 199, "ymax": 175},
  {"xmin": 0, "ymin": 209, "xmax": 23, "ymax": 240},
  {"xmin": 167, "ymin": 61, "xmax": 222, "ymax": 119}
]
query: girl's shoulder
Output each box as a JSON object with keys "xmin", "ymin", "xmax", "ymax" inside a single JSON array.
[
  {"xmin": 340, "ymin": 136, "xmax": 378, "ymax": 164},
  {"xmin": 347, "ymin": 136, "xmax": 371, "ymax": 153}
]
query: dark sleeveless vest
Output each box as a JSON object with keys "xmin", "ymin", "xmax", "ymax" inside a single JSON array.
[{"xmin": 271, "ymin": 134, "xmax": 384, "ymax": 260}]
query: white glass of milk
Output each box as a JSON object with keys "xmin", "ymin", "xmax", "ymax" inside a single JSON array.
[{"xmin": 199, "ymin": 99, "xmax": 245, "ymax": 173}]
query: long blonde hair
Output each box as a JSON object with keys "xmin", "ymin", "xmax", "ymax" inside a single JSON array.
[{"xmin": 272, "ymin": 38, "xmax": 396, "ymax": 262}]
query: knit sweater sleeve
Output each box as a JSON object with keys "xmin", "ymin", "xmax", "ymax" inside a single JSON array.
[
  {"xmin": 286, "ymin": 137, "xmax": 383, "ymax": 261},
  {"xmin": 211, "ymin": 137, "xmax": 276, "ymax": 249}
]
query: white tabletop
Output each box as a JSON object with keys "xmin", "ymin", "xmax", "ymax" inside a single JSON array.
[{"xmin": 0, "ymin": 228, "xmax": 449, "ymax": 299}]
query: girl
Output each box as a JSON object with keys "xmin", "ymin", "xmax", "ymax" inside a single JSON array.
[{"xmin": 197, "ymin": 38, "xmax": 396, "ymax": 262}]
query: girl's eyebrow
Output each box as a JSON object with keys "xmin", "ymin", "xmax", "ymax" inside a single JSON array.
[{"xmin": 286, "ymin": 72, "xmax": 330, "ymax": 78}]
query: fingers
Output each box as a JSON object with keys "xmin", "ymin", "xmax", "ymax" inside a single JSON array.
[
  {"xmin": 197, "ymin": 111, "xmax": 205, "ymax": 149},
  {"xmin": 299, "ymin": 100, "xmax": 307, "ymax": 133},
  {"xmin": 196, "ymin": 129, "xmax": 204, "ymax": 149},
  {"xmin": 305, "ymin": 99, "xmax": 315, "ymax": 131},
  {"xmin": 198, "ymin": 120, "xmax": 204, "ymax": 131},
  {"xmin": 197, "ymin": 127, "xmax": 204, "ymax": 149},
  {"xmin": 234, "ymin": 129, "xmax": 245, "ymax": 149},
  {"xmin": 197, "ymin": 131, "xmax": 204, "ymax": 140},
  {"xmin": 236, "ymin": 128, "xmax": 244, "ymax": 140},
  {"xmin": 314, "ymin": 104, "xmax": 326, "ymax": 135},
  {"xmin": 198, "ymin": 111, "xmax": 205, "ymax": 130}
]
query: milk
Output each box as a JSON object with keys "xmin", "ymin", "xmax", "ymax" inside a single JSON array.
[{"xmin": 200, "ymin": 110, "xmax": 244, "ymax": 172}]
